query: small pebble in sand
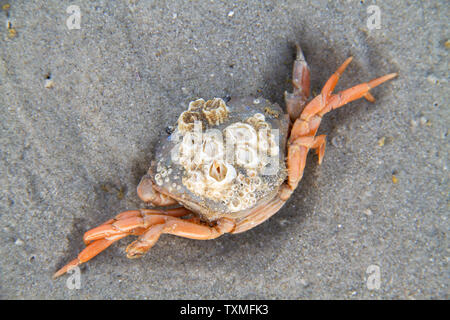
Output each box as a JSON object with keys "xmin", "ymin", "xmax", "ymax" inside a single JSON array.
[
  {"xmin": 44, "ymin": 79, "xmax": 54, "ymax": 89},
  {"xmin": 392, "ymin": 175, "xmax": 398, "ymax": 184},
  {"xmin": 7, "ymin": 24, "xmax": 16, "ymax": 39},
  {"xmin": 331, "ymin": 136, "xmax": 344, "ymax": 148},
  {"xmin": 426, "ymin": 75, "xmax": 439, "ymax": 85}
]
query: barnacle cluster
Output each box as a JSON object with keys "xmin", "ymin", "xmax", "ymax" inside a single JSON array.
[
  {"xmin": 177, "ymin": 98, "xmax": 229, "ymax": 133},
  {"xmin": 167, "ymin": 98, "xmax": 281, "ymax": 212}
]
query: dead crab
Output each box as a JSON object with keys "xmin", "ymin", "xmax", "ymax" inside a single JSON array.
[{"xmin": 54, "ymin": 45, "xmax": 396, "ymax": 278}]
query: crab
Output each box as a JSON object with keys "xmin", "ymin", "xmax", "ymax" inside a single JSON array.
[{"xmin": 54, "ymin": 45, "xmax": 397, "ymax": 278}]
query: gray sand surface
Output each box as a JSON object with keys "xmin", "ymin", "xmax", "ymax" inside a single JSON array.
[{"xmin": 0, "ymin": 1, "xmax": 448, "ymax": 299}]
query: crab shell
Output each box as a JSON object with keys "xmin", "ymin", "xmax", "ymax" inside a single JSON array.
[{"xmin": 149, "ymin": 97, "xmax": 289, "ymax": 222}]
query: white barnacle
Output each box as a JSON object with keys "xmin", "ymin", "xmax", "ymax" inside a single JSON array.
[
  {"xmin": 183, "ymin": 170, "xmax": 206, "ymax": 195},
  {"xmin": 179, "ymin": 127, "xmax": 203, "ymax": 168},
  {"xmin": 201, "ymin": 129, "xmax": 225, "ymax": 163},
  {"xmin": 245, "ymin": 113, "xmax": 269, "ymax": 130},
  {"xmin": 258, "ymin": 128, "xmax": 279, "ymax": 157},
  {"xmin": 205, "ymin": 160, "xmax": 236, "ymax": 190},
  {"xmin": 228, "ymin": 198, "xmax": 242, "ymax": 212},
  {"xmin": 235, "ymin": 145, "xmax": 259, "ymax": 169},
  {"xmin": 252, "ymin": 176, "xmax": 262, "ymax": 186},
  {"xmin": 224, "ymin": 122, "xmax": 258, "ymax": 147},
  {"xmin": 236, "ymin": 173, "xmax": 245, "ymax": 184},
  {"xmin": 246, "ymin": 169, "xmax": 257, "ymax": 178},
  {"xmin": 155, "ymin": 173, "xmax": 164, "ymax": 186}
]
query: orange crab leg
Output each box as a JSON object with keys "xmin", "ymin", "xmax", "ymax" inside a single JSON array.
[
  {"xmin": 53, "ymin": 236, "xmax": 128, "ymax": 279},
  {"xmin": 291, "ymin": 70, "xmax": 397, "ymax": 141},
  {"xmin": 125, "ymin": 217, "xmax": 236, "ymax": 258},
  {"xmin": 287, "ymin": 57, "xmax": 397, "ymax": 190},
  {"xmin": 320, "ymin": 57, "xmax": 353, "ymax": 102},
  {"xmin": 287, "ymin": 135, "xmax": 326, "ymax": 188},
  {"xmin": 53, "ymin": 207, "xmax": 192, "ymax": 278},
  {"xmin": 83, "ymin": 215, "xmax": 167, "ymax": 243},
  {"xmin": 84, "ymin": 208, "xmax": 189, "ymax": 245},
  {"xmin": 320, "ymin": 73, "xmax": 398, "ymax": 115}
]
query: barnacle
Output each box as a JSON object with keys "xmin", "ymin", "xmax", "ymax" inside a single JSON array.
[
  {"xmin": 205, "ymin": 160, "xmax": 236, "ymax": 190},
  {"xmin": 228, "ymin": 198, "xmax": 243, "ymax": 212},
  {"xmin": 201, "ymin": 130, "xmax": 225, "ymax": 162},
  {"xmin": 177, "ymin": 111, "xmax": 203, "ymax": 133},
  {"xmin": 224, "ymin": 122, "xmax": 258, "ymax": 147},
  {"xmin": 258, "ymin": 129, "xmax": 279, "ymax": 156},
  {"xmin": 188, "ymin": 98, "xmax": 205, "ymax": 112},
  {"xmin": 182, "ymin": 171, "xmax": 206, "ymax": 195},
  {"xmin": 235, "ymin": 144, "xmax": 259, "ymax": 168},
  {"xmin": 245, "ymin": 113, "xmax": 268, "ymax": 130},
  {"xmin": 178, "ymin": 130, "xmax": 203, "ymax": 169},
  {"xmin": 178, "ymin": 98, "xmax": 229, "ymax": 132},
  {"xmin": 202, "ymin": 98, "xmax": 229, "ymax": 126}
]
